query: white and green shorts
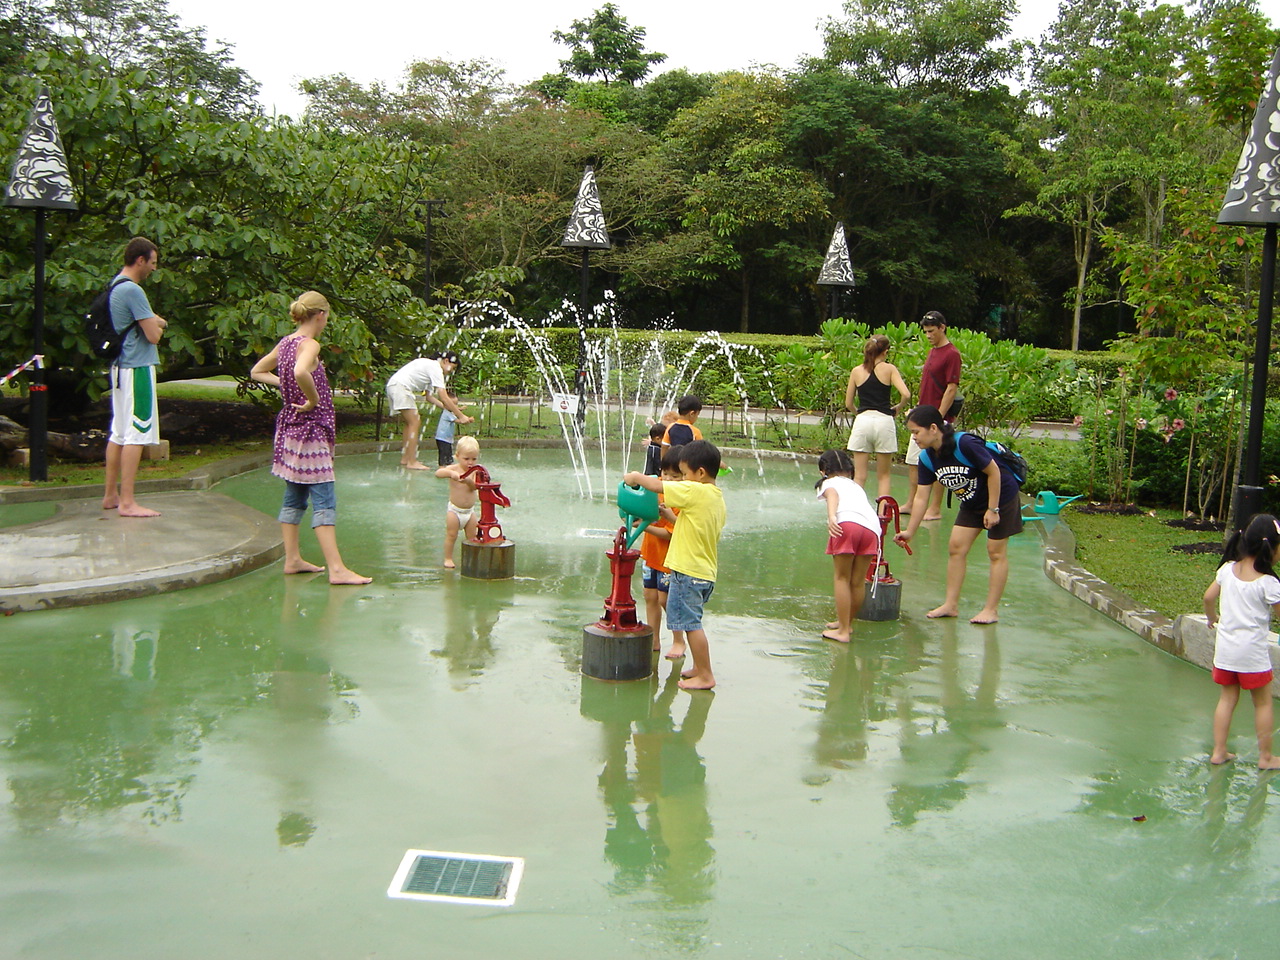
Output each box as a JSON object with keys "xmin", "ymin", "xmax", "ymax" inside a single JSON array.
[{"xmin": 109, "ymin": 364, "xmax": 159, "ymax": 446}]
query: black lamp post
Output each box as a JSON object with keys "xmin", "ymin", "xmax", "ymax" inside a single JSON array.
[
  {"xmin": 4, "ymin": 85, "xmax": 78, "ymax": 483},
  {"xmin": 1217, "ymin": 46, "xmax": 1280, "ymax": 528},
  {"xmin": 420, "ymin": 198, "xmax": 446, "ymax": 302},
  {"xmin": 560, "ymin": 165, "xmax": 611, "ymax": 427},
  {"xmin": 816, "ymin": 222, "xmax": 855, "ymax": 319}
]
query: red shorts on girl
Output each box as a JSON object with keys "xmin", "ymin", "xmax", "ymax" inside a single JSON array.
[
  {"xmin": 827, "ymin": 522, "xmax": 879, "ymax": 557},
  {"xmin": 1213, "ymin": 667, "xmax": 1274, "ymax": 689}
]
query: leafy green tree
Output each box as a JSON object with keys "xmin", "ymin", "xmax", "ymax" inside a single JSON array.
[
  {"xmin": 551, "ymin": 3, "xmax": 666, "ymax": 85},
  {"xmin": 1008, "ymin": 0, "xmax": 1199, "ymax": 350},
  {"xmin": 2, "ymin": 37, "xmax": 442, "ymax": 399},
  {"xmin": 660, "ymin": 71, "xmax": 830, "ymax": 333}
]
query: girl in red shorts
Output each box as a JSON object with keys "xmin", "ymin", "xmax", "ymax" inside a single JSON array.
[
  {"xmin": 816, "ymin": 450, "xmax": 882, "ymax": 643},
  {"xmin": 1203, "ymin": 513, "xmax": 1280, "ymax": 768}
]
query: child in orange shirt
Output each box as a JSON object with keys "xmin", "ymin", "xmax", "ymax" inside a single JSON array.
[{"xmin": 639, "ymin": 446, "xmax": 685, "ymax": 659}]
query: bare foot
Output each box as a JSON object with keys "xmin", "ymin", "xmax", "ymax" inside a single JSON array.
[
  {"xmin": 443, "ymin": 559, "xmax": 456, "ymax": 569},
  {"xmin": 922, "ymin": 513, "xmax": 942, "ymax": 521},
  {"xmin": 678, "ymin": 676, "xmax": 716, "ymax": 691},
  {"xmin": 1259, "ymin": 756, "xmax": 1280, "ymax": 770},
  {"xmin": 117, "ymin": 504, "xmax": 161, "ymax": 518},
  {"xmin": 283, "ymin": 560, "xmax": 326, "ymax": 574},
  {"xmin": 402, "ymin": 461, "xmax": 431, "ymax": 471},
  {"xmin": 102, "ymin": 498, "xmax": 118, "ymax": 510},
  {"xmin": 1210, "ymin": 752, "xmax": 1237, "ymax": 765},
  {"xmin": 665, "ymin": 645, "xmax": 686, "ymax": 660},
  {"xmin": 681, "ymin": 666, "xmax": 697, "ymax": 679},
  {"xmin": 822, "ymin": 631, "xmax": 851, "ymax": 643},
  {"xmin": 898, "ymin": 508, "xmax": 911, "ymax": 516},
  {"xmin": 969, "ymin": 611, "xmax": 999, "ymax": 624},
  {"xmin": 329, "ymin": 569, "xmax": 372, "ymax": 585},
  {"xmin": 825, "ymin": 621, "xmax": 840, "ymax": 630},
  {"xmin": 926, "ymin": 605, "xmax": 959, "ymax": 619}
]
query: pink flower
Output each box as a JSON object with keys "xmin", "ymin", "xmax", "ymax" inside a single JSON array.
[
  {"xmin": 1072, "ymin": 415, "xmax": 1084, "ymax": 427},
  {"xmin": 1172, "ymin": 418, "xmax": 1185, "ymax": 430},
  {"xmin": 1165, "ymin": 388, "xmax": 1178, "ymax": 401},
  {"xmin": 1136, "ymin": 418, "xmax": 1148, "ymax": 429},
  {"xmin": 1162, "ymin": 428, "xmax": 1174, "ymax": 443},
  {"xmin": 1105, "ymin": 409, "xmax": 1113, "ymax": 415}
]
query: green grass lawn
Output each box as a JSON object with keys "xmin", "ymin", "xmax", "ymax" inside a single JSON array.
[{"xmin": 1059, "ymin": 506, "xmax": 1222, "ymax": 620}]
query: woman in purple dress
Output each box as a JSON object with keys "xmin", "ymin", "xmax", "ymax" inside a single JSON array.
[{"xmin": 250, "ymin": 291, "xmax": 371, "ymax": 585}]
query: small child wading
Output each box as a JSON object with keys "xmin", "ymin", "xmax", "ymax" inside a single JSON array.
[
  {"xmin": 1202, "ymin": 513, "xmax": 1280, "ymax": 769},
  {"xmin": 816, "ymin": 450, "xmax": 882, "ymax": 643},
  {"xmin": 435, "ymin": 436, "xmax": 481, "ymax": 569},
  {"xmin": 623, "ymin": 440, "xmax": 726, "ymax": 691}
]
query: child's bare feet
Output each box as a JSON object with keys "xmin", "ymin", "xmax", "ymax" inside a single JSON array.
[
  {"xmin": 1259, "ymin": 756, "xmax": 1280, "ymax": 770},
  {"xmin": 329, "ymin": 568, "xmax": 372, "ymax": 585},
  {"xmin": 678, "ymin": 672, "xmax": 715, "ymax": 690},
  {"xmin": 821, "ymin": 630, "xmax": 851, "ymax": 643},
  {"xmin": 1210, "ymin": 752, "xmax": 1237, "ymax": 764},
  {"xmin": 102, "ymin": 497, "xmax": 118, "ymax": 510},
  {"xmin": 665, "ymin": 643, "xmax": 686, "ymax": 660},
  {"xmin": 284, "ymin": 560, "xmax": 326, "ymax": 574},
  {"xmin": 443, "ymin": 559, "xmax": 456, "ymax": 569},
  {"xmin": 922, "ymin": 513, "xmax": 942, "ymax": 521},
  {"xmin": 926, "ymin": 605, "xmax": 959, "ymax": 619},
  {"xmin": 825, "ymin": 621, "xmax": 840, "ymax": 630},
  {"xmin": 969, "ymin": 609, "xmax": 999, "ymax": 624},
  {"xmin": 402, "ymin": 461, "xmax": 431, "ymax": 470},
  {"xmin": 117, "ymin": 504, "xmax": 161, "ymax": 518}
]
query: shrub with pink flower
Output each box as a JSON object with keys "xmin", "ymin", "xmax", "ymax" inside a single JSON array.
[{"xmin": 1165, "ymin": 388, "xmax": 1178, "ymax": 401}]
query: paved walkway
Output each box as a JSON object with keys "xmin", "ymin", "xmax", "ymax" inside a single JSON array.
[{"xmin": 0, "ymin": 490, "xmax": 281, "ymax": 613}]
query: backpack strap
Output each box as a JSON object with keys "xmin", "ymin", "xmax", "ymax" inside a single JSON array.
[
  {"xmin": 107, "ymin": 276, "xmax": 139, "ymax": 341},
  {"xmin": 951, "ymin": 431, "xmax": 972, "ymax": 469}
]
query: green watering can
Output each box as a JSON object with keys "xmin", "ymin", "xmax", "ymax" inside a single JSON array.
[
  {"xmin": 617, "ymin": 482, "xmax": 661, "ymax": 549},
  {"xmin": 1032, "ymin": 490, "xmax": 1083, "ymax": 515}
]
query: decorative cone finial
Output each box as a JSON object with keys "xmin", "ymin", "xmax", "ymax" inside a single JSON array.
[
  {"xmin": 816, "ymin": 222, "xmax": 855, "ymax": 287},
  {"xmin": 1219, "ymin": 47, "xmax": 1280, "ymax": 227},
  {"xmin": 5, "ymin": 85, "xmax": 77, "ymax": 211},
  {"xmin": 561, "ymin": 165, "xmax": 611, "ymax": 250}
]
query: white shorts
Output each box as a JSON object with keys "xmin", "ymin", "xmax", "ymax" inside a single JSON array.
[
  {"xmin": 386, "ymin": 382, "xmax": 419, "ymax": 414},
  {"xmin": 905, "ymin": 436, "xmax": 922, "ymax": 466},
  {"xmin": 847, "ymin": 410, "xmax": 897, "ymax": 454},
  {"xmin": 109, "ymin": 365, "xmax": 160, "ymax": 446}
]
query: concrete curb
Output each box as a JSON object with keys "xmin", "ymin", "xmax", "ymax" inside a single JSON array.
[{"xmin": 1037, "ymin": 512, "xmax": 1280, "ymax": 683}]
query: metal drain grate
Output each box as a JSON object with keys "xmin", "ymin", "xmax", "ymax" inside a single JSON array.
[{"xmin": 387, "ymin": 849, "xmax": 524, "ymax": 906}]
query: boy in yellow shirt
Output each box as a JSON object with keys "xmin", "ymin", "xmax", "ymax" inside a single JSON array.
[{"xmin": 623, "ymin": 440, "xmax": 726, "ymax": 691}]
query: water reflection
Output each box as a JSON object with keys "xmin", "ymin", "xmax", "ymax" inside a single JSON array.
[
  {"xmin": 887, "ymin": 620, "xmax": 1004, "ymax": 827},
  {"xmin": 583, "ymin": 672, "xmax": 716, "ymax": 941},
  {"xmin": 266, "ymin": 576, "xmax": 363, "ymax": 848}
]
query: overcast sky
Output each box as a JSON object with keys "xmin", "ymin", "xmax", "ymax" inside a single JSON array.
[{"xmin": 166, "ymin": 0, "xmax": 1279, "ymax": 117}]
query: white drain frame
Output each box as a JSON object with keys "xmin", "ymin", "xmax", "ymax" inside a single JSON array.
[{"xmin": 387, "ymin": 849, "xmax": 524, "ymax": 906}]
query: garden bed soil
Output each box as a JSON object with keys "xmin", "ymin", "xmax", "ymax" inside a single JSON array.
[
  {"xmin": 1164, "ymin": 517, "xmax": 1225, "ymax": 533},
  {"xmin": 1073, "ymin": 501, "xmax": 1147, "ymax": 516},
  {"xmin": 1170, "ymin": 541, "xmax": 1224, "ymax": 556}
]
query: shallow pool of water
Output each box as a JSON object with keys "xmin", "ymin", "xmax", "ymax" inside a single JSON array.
[{"xmin": 1, "ymin": 449, "xmax": 1274, "ymax": 959}]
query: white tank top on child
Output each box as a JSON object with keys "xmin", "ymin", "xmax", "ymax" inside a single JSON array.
[{"xmin": 818, "ymin": 476, "xmax": 881, "ymax": 537}]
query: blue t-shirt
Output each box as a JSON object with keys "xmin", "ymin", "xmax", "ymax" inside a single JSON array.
[
  {"xmin": 435, "ymin": 408, "xmax": 457, "ymax": 443},
  {"xmin": 108, "ymin": 275, "xmax": 158, "ymax": 368},
  {"xmin": 916, "ymin": 433, "xmax": 1019, "ymax": 508}
]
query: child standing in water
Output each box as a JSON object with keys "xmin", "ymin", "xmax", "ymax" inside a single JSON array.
[
  {"xmin": 623, "ymin": 440, "xmax": 726, "ymax": 691},
  {"xmin": 639, "ymin": 446, "xmax": 686, "ymax": 659},
  {"xmin": 435, "ymin": 436, "xmax": 480, "ymax": 569},
  {"xmin": 1203, "ymin": 513, "xmax": 1280, "ymax": 768},
  {"xmin": 816, "ymin": 450, "xmax": 882, "ymax": 643}
]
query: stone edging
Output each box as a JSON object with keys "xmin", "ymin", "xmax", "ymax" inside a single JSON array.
[{"xmin": 1037, "ymin": 511, "xmax": 1280, "ymax": 683}]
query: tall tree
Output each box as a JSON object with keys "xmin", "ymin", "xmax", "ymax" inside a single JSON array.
[
  {"xmin": 1009, "ymin": 0, "xmax": 1197, "ymax": 349},
  {"xmin": 550, "ymin": 3, "xmax": 666, "ymax": 85}
]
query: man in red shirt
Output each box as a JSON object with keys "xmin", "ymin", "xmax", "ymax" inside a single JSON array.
[{"xmin": 903, "ymin": 311, "xmax": 962, "ymax": 518}]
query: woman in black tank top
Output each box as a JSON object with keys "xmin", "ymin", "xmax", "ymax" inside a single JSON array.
[{"xmin": 843, "ymin": 335, "xmax": 911, "ymax": 500}]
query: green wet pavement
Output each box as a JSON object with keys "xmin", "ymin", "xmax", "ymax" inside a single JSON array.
[{"xmin": 0, "ymin": 448, "xmax": 1275, "ymax": 960}]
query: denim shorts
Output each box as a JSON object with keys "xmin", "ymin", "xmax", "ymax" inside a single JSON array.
[
  {"xmin": 665, "ymin": 571, "xmax": 715, "ymax": 632},
  {"xmin": 279, "ymin": 480, "xmax": 336, "ymax": 528},
  {"xmin": 641, "ymin": 562, "xmax": 670, "ymax": 592}
]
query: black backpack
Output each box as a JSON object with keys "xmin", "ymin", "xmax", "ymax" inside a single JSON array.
[
  {"xmin": 919, "ymin": 430, "xmax": 1030, "ymax": 485},
  {"xmin": 85, "ymin": 277, "xmax": 136, "ymax": 361}
]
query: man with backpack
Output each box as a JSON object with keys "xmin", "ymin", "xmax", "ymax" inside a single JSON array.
[
  {"xmin": 102, "ymin": 237, "xmax": 167, "ymax": 517},
  {"xmin": 902, "ymin": 310, "xmax": 961, "ymax": 520}
]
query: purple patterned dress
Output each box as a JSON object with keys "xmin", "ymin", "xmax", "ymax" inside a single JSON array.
[{"xmin": 271, "ymin": 334, "xmax": 336, "ymax": 484}]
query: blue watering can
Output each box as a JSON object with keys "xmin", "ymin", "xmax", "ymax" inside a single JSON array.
[
  {"xmin": 1032, "ymin": 490, "xmax": 1083, "ymax": 515},
  {"xmin": 617, "ymin": 482, "xmax": 661, "ymax": 549}
]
